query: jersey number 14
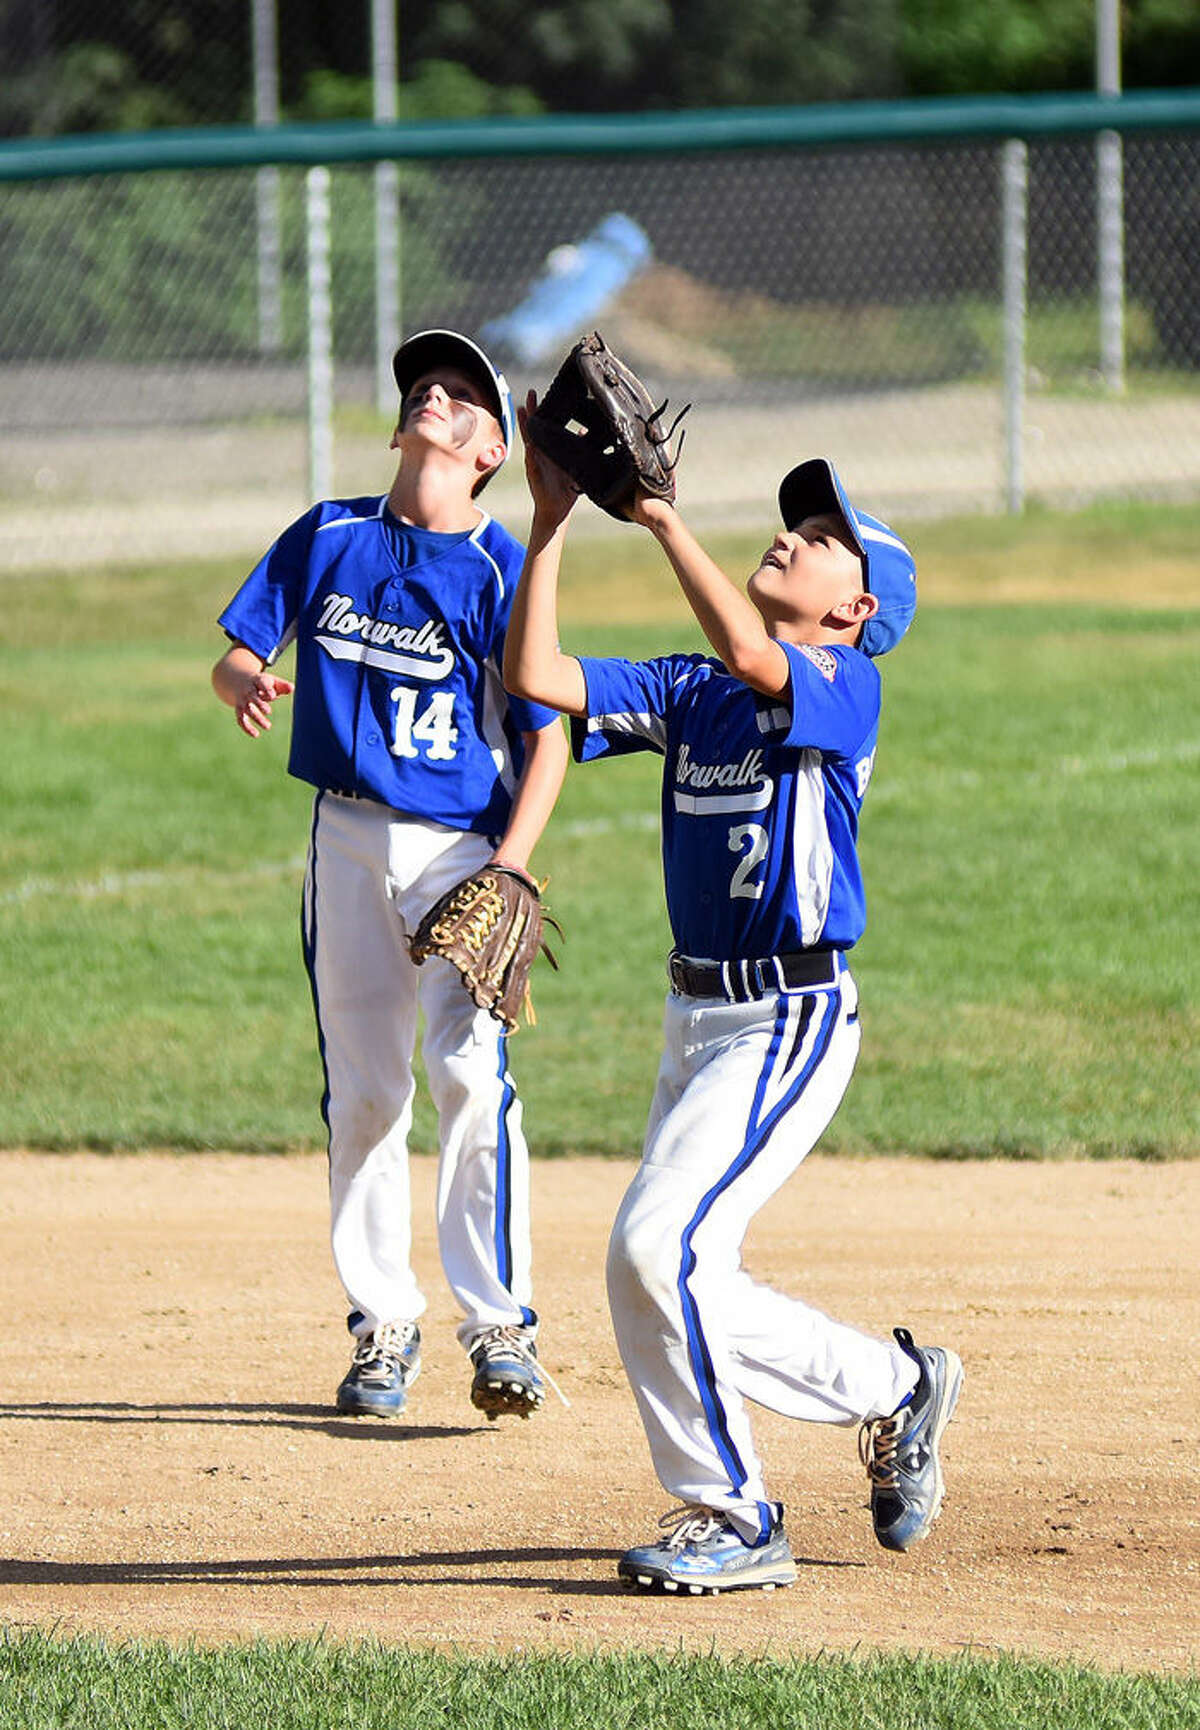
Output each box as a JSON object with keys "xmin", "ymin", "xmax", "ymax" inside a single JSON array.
[{"xmin": 390, "ymin": 684, "xmax": 458, "ymax": 761}]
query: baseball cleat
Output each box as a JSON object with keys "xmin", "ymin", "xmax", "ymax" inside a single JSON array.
[
  {"xmin": 468, "ymin": 1324, "xmax": 546, "ymax": 1420},
  {"xmin": 335, "ymin": 1320, "xmax": 421, "ymax": 1417},
  {"xmin": 859, "ymin": 1326, "xmax": 964, "ymax": 1552},
  {"xmin": 617, "ymin": 1506, "xmax": 797, "ymax": 1594}
]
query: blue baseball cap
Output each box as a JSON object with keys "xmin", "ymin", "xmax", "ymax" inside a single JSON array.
[
  {"xmin": 778, "ymin": 458, "xmax": 917, "ymax": 657},
  {"xmin": 392, "ymin": 328, "xmax": 515, "ymax": 456}
]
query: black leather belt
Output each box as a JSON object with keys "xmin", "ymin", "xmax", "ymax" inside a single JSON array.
[{"xmin": 667, "ymin": 948, "xmax": 840, "ymax": 1003}]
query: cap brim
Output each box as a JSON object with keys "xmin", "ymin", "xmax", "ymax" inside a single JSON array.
[
  {"xmin": 392, "ymin": 330, "xmax": 512, "ymax": 448},
  {"xmin": 778, "ymin": 458, "xmax": 866, "ymax": 561},
  {"xmin": 780, "ymin": 458, "xmax": 917, "ymax": 656}
]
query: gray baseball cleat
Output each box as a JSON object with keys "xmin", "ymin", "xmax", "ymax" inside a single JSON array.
[
  {"xmin": 618, "ymin": 1506, "xmax": 797, "ymax": 1595},
  {"xmin": 336, "ymin": 1320, "xmax": 421, "ymax": 1417},
  {"xmin": 859, "ymin": 1326, "xmax": 964, "ymax": 1552},
  {"xmin": 469, "ymin": 1324, "xmax": 546, "ymax": 1420}
]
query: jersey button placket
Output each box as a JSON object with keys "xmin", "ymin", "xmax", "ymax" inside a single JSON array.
[{"xmin": 365, "ymin": 584, "xmax": 390, "ymax": 752}]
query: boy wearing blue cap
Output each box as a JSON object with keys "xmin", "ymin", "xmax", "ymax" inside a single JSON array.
[
  {"xmin": 506, "ymin": 427, "xmax": 963, "ymax": 1593},
  {"xmin": 213, "ymin": 332, "xmax": 568, "ymax": 1424}
]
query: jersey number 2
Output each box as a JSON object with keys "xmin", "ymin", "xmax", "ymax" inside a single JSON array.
[
  {"xmin": 390, "ymin": 685, "xmax": 458, "ymax": 761},
  {"xmin": 728, "ymin": 822, "xmax": 768, "ymax": 899}
]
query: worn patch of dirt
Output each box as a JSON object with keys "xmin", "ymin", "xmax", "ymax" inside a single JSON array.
[{"xmin": 0, "ymin": 1152, "xmax": 1194, "ymax": 1671}]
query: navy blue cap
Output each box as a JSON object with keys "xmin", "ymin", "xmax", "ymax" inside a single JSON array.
[{"xmin": 778, "ymin": 458, "xmax": 917, "ymax": 657}]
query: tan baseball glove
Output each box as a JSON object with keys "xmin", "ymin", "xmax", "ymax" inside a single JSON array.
[{"xmin": 408, "ymin": 866, "xmax": 562, "ymax": 1030}]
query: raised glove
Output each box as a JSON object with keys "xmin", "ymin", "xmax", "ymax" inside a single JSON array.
[
  {"xmin": 408, "ymin": 866, "xmax": 561, "ymax": 1031},
  {"xmin": 525, "ymin": 331, "xmax": 689, "ymax": 521}
]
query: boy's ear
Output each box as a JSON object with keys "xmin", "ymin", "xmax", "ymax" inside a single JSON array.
[
  {"xmin": 829, "ymin": 591, "xmax": 879, "ymax": 627},
  {"xmin": 474, "ymin": 436, "xmax": 506, "ymax": 481},
  {"xmin": 389, "ymin": 421, "xmax": 403, "ymax": 451}
]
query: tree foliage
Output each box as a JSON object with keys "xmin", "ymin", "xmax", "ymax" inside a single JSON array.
[
  {"xmin": 901, "ymin": 0, "xmax": 1200, "ymax": 96},
  {"xmin": 295, "ymin": 62, "xmax": 543, "ymax": 124},
  {"xmin": 0, "ymin": 0, "xmax": 1196, "ymax": 138},
  {"xmin": 404, "ymin": 0, "xmax": 900, "ymax": 110}
]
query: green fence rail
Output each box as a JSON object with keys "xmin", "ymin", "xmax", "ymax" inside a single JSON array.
[
  {"xmin": 2, "ymin": 89, "xmax": 1200, "ymax": 183},
  {"xmin": 2, "ymin": 87, "xmax": 1198, "ymax": 560}
]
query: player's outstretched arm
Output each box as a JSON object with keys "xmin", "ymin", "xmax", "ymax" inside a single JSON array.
[
  {"xmin": 212, "ymin": 642, "xmax": 295, "ymax": 739},
  {"xmin": 491, "ymin": 719, "xmax": 569, "ymax": 878},
  {"xmin": 632, "ymin": 497, "xmax": 790, "ymax": 699},
  {"xmin": 504, "ymin": 396, "xmax": 589, "ymax": 717}
]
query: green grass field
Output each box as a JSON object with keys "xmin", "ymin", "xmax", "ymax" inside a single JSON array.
[
  {"xmin": 0, "ymin": 501, "xmax": 1195, "ymax": 1157},
  {"xmin": 0, "ymin": 502, "xmax": 1197, "ymax": 1718},
  {"xmin": 1, "ymin": 1630, "xmax": 1196, "ymax": 1730}
]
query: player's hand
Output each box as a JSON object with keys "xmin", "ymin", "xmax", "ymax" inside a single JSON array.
[
  {"xmin": 519, "ymin": 393, "xmax": 579, "ymax": 529},
  {"xmin": 628, "ymin": 491, "xmax": 676, "ymax": 531},
  {"xmin": 236, "ymin": 671, "xmax": 294, "ymax": 738}
]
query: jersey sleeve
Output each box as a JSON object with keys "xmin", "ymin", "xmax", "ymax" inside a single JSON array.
[
  {"xmin": 569, "ymin": 653, "xmax": 702, "ymax": 762},
  {"xmin": 217, "ymin": 506, "xmax": 322, "ymax": 664},
  {"xmin": 779, "ymin": 642, "xmax": 881, "ymax": 760}
]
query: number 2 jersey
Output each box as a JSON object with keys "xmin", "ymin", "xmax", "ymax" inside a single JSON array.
[
  {"xmin": 218, "ymin": 496, "xmax": 558, "ymax": 837},
  {"xmin": 571, "ymin": 642, "xmax": 882, "ymax": 958}
]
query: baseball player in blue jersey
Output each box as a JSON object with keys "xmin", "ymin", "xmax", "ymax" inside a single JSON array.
[
  {"xmin": 505, "ymin": 412, "xmax": 963, "ymax": 1592},
  {"xmin": 212, "ymin": 331, "xmax": 569, "ymax": 1424}
]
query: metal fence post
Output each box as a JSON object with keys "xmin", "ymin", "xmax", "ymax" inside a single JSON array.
[
  {"xmin": 1096, "ymin": 0, "xmax": 1126, "ymax": 394},
  {"xmin": 1002, "ymin": 138, "xmax": 1029, "ymax": 515},
  {"xmin": 372, "ymin": 0, "xmax": 401, "ymax": 416},
  {"xmin": 251, "ymin": 0, "xmax": 282, "ymax": 354},
  {"xmin": 306, "ymin": 165, "xmax": 334, "ymax": 503},
  {"xmin": 1096, "ymin": 130, "xmax": 1125, "ymax": 394}
]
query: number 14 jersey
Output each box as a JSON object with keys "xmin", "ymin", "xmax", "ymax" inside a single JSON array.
[{"xmin": 218, "ymin": 497, "xmax": 557, "ymax": 837}]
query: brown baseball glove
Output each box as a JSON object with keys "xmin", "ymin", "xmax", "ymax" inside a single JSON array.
[
  {"xmin": 524, "ymin": 330, "xmax": 689, "ymax": 521},
  {"xmin": 408, "ymin": 866, "xmax": 562, "ymax": 1030}
]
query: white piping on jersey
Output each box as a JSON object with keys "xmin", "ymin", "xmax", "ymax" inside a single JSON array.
[
  {"xmin": 262, "ymin": 618, "xmax": 297, "ymax": 666},
  {"xmin": 479, "ymin": 655, "xmax": 518, "ymax": 796},
  {"xmin": 791, "ymin": 747, "xmax": 833, "ymax": 947},
  {"xmin": 586, "ymin": 710, "xmax": 668, "ymax": 752},
  {"xmin": 468, "ymin": 515, "xmax": 505, "ymax": 600},
  {"xmin": 313, "ymin": 500, "xmax": 386, "ymax": 533},
  {"xmin": 309, "ymin": 501, "xmax": 506, "ymax": 602}
]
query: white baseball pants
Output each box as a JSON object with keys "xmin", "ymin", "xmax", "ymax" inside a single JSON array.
[
  {"xmin": 302, "ymin": 792, "xmax": 535, "ymax": 1347},
  {"xmin": 606, "ymin": 964, "xmax": 918, "ymax": 1543}
]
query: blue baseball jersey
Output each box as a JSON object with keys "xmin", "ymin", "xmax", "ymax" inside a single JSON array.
[
  {"xmin": 219, "ymin": 496, "xmax": 557, "ymax": 837},
  {"xmin": 571, "ymin": 642, "xmax": 881, "ymax": 958}
]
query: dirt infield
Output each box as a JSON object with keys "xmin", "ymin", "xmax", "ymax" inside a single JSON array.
[{"xmin": 0, "ymin": 1152, "xmax": 1194, "ymax": 1672}]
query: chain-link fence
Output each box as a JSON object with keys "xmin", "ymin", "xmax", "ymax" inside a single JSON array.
[{"xmin": 2, "ymin": 109, "xmax": 1199, "ymax": 570}]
